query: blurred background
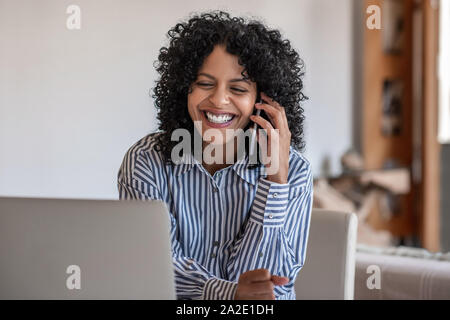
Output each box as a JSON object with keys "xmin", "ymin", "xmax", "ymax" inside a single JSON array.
[{"xmin": 0, "ymin": 0, "xmax": 448, "ymax": 252}]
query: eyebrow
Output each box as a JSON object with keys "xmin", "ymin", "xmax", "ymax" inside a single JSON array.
[{"xmin": 198, "ymin": 72, "xmax": 250, "ymax": 84}]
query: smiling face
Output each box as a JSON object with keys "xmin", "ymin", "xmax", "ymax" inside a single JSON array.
[{"xmin": 187, "ymin": 45, "xmax": 257, "ymax": 145}]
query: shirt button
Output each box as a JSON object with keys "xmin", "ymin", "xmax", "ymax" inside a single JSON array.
[
  {"xmin": 213, "ymin": 241, "xmax": 220, "ymax": 246},
  {"xmin": 273, "ymin": 192, "xmax": 278, "ymax": 198},
  {"xmin": 216, "ymin": 172, "xmax": 222, "ymax": 178},
  {"xmin": 268, "ymin": 214, "xmax": 273, "ymax": 219},
  {"xmin": 211, "ymin": 253, "xmax": 217, "ymax": 258},
  {"xmin": 213, "ymin": 187, "xmax": 219, "ymax": 193},
  {"xmin": 259, "ymin": 252, "xmax": 264, "ymax": 258}
]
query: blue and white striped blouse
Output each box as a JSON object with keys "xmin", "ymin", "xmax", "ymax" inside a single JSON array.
[{"xmin": 117, "ymin": 132, "xmax": 313, "ymax": 300}]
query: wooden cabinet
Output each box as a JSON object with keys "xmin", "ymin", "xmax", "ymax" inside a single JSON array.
[
  {"xmin": 362, "ymin": 0, "xmax": 418, "ymax": 245},
  {"xmin": 360, "ymin": 0, "xmax": 441, "ymax": 251}
]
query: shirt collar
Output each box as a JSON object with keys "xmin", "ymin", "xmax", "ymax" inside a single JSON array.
[
  {"xmin": 172, "ymin": 152, "xmax": 264, "ymax": 186},
  {"xmin": 171, "ymin": 153, "xmax": 198, "ymax": 177},
  {"xmin": 231, "ymin": 154, "xmax": 265, "ymax": 186}
]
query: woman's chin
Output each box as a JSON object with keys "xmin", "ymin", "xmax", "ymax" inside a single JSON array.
[{"xmin": 201, "ymin": 132, "xmax": 235, "ymax": 145}]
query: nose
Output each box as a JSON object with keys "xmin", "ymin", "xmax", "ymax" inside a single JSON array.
[{"xmin": 208, "ymin": 85, "xmax": 230, "ymax": 107}]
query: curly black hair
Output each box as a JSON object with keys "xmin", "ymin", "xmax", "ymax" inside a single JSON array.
[{"xmin": 152, "ymin": 10, "xmax": 307, "ymax": 166}]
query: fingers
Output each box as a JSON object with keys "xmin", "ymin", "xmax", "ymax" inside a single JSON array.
[
  {"xmin": 239, "ymin": 281, "xmax": 274, "ymax": 296},
  {"xmin": 236, "ymin": 281, "xmax": 275, "ymax": 300},
  {"xmin": 253, "ymin": 103, "xmax": 283, "ymax": 131},
  {"xmin": 250, "ymin": 113, "xmax": 275, "ymax": 132},
  {"xmin": 260, "ymin": 92, "xmax": 283, "ymax": 110},
  {"xmin": 235, "ymin": 269, "xmax": 289, "ymax": 300},
  {"xmin": 239, "ymin": 269, "xmax": 288, "ymax": 285},
  {"xmin": 271, "ymin": 275, "xmax": 289, "ymax": 286},
  {"xmin": 239, "ymin": 268, "xmax": 271, "ymax": 284},
  {"xmin": 252, "ymin": 93, "xmax": 290, "ymax": 140},
  {"xmin": 256, "ymin": 92, "xmax": 289, "ymax": 129}
]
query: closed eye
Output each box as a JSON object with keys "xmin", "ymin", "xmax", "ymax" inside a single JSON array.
[
  {"xmin": 197, "ymin": 82, "xmax": 213, "ymax": 87},
  {"xmin": 196, "ymin": 82, "xmax": 247, "ymax": 93}
]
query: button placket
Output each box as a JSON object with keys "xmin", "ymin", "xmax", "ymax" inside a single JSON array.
[{"xmin": 214, "ymin": 172, "xmax": 222, "ymax": 192}]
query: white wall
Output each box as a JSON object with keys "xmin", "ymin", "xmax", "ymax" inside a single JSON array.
[{"xmin": 0, "ymin": 0, "xmax": 354, "ymax": 199}]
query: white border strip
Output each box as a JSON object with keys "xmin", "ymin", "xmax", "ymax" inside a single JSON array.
[{"xmin": 438, "ymin": 0, "xmax": 450, "ymax": 143}]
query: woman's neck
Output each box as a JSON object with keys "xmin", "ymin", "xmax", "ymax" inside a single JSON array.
[{"xmin": 201, "ymin": 138, "xmax": 238, "ymax": 176}]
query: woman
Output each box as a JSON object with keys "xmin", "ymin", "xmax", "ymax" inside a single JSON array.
[{"xmin": 118, "ymin": 10, "xmax": 313, "ymax": 300}]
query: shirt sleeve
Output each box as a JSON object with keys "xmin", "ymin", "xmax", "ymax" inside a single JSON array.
[
  {"xmin": 226, "ymin": 160, "xmax": 313, "ymax": 299},
  {"xmin": 117, "ymin": 147, "xmax": 238, "ymax": 300}
]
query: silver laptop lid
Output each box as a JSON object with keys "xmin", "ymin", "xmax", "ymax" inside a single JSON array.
[{"xmin": 0, "ymin": 197, "xmax": 176, "ymax": 300}]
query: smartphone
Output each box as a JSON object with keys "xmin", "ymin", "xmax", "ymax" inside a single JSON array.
[
  {"xmin": 249, "ymin": 89, "xmax": 268, "ymax": 157},
  {"xmin": 253, "ymin": 89, "xmax": 272, "ymax": 124}
]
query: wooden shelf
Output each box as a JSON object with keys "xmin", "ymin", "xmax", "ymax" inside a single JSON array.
[{"xmin": 362, "ymin": 0, "xmax": 415, "ymax": 239}]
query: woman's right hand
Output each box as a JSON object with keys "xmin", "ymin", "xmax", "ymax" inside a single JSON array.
[{"xmin": 234, "ymin": 268, "xmax": 289, "ymax": 300}]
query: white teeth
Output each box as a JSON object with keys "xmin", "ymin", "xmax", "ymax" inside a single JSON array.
[{"xmin": 205, "ymin": 111, "xmax": 234, "ymax": 124}]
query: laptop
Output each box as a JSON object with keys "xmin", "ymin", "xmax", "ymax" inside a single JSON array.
[{"xmin": 0, "ymin": 197, "xmax": 176, "ymax": 300}]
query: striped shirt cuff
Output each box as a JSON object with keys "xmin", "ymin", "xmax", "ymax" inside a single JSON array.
[
  {"xmin": 249, "ymin": 177, "xmax": 290, "ymax": 227},
  {"xmin": 202, "ymin": 278, "xmax": 238, "ymax": 300}
]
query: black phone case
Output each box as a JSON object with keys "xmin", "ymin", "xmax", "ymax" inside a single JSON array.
[{"xmin": 254, "ymin": 89, "xmax": 271, "ymax": 126}]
